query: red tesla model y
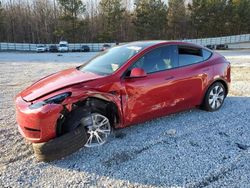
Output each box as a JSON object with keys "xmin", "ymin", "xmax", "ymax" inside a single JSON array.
[{"xmin": 15, "ymin": 41, "xmax": 231, "ymax": 161}]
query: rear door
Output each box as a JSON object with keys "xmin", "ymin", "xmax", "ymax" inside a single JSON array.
[{"xmin": 171, "ymin": 45, "xmax": 213, "ymax": 107}]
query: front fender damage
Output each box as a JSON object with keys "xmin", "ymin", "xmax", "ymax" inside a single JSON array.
[
  {"xmin": 61, "ymin": 89, "xmax": 123, "ymax": 128},
  {"xmin": 33, "ymin": 89, "xmax": 123, "ymax": 162}
]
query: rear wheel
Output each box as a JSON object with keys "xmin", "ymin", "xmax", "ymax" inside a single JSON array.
[{"xmin": 203, "ymin": 82, "xmax": 226, "ymax": 111}]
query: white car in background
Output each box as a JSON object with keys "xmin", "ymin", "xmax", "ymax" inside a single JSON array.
[
  {"xmin": 36, "ymin": 44, "xmax": 48, "ymax": 53},
  {"xmin": 58, "ymin": 41, "xmax": 69, "ymax": 52}
]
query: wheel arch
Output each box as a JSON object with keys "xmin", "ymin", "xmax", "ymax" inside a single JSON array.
[
  {"xmin": 209, "ymin": 78, "xmax": 229, "ymax": 96},
  {"xmin": 85, "ymin": 97, "xmax": 121, "ymax": 128},
  {"xmin": 201, "ymin": 78, "xmax": 229, "ymax": 106},
  {"xmin": 56, "ymin": 92, "xmax": 123, "ymax": 136}
]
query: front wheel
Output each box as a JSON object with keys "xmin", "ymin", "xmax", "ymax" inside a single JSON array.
[
  {"xmin": 61, "ymin": 108, "xmax": 112, "ymax": 148},
  {"xmin": 203, "ymin": 82, "xmax": 226, "ymax": 112},
  {"xmin": 84, "ymin": 113, "xmax": 111, "ymax": 147}
]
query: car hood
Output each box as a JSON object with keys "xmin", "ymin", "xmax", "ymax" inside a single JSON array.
[{"xmin": 21, "ymin": 68, "xmax": 103, "ymax": 101}]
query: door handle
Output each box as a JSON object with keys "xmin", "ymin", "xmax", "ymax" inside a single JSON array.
[
  {"xmin": 165, "ymin": 76, "xmax": 174, "ymax": 80},
  {"xmin": 203, "ymin": 68, "xmax": 210, "ymax": 72},
  {"xmin": 109, "ymin": 90, "xmax": 118, "ymax": 95}
]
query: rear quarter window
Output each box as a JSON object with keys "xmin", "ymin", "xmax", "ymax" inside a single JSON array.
[
  {"xmin": 178, "ymin": 46, "xmax": 203, "ymax": 66},
  {"xmin": 203, "ymin": 49, "xmax": 212, "ymax": 60}
]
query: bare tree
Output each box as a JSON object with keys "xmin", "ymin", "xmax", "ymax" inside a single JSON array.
[{"xmin": 0, "ymin": 0, "xmax": 249, "ymax": 43}]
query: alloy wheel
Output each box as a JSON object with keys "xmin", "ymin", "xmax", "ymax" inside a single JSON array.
[
  {"xmin": 84, "ymin": 113, "xmax": 111, "ymax": 147},
  {"xmin": 208, "ymin": 85, "xmax": 225, "ymax": 110}
]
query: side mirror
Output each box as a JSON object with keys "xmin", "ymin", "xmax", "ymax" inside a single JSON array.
[{"xmin": 130, "ymin": 68, "xmax": 147, "ymax": 78}]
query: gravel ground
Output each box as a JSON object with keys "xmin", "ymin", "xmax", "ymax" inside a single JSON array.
[{"xmin": 0, "ymin": 51, "xmax": 250, "ymax": 187}]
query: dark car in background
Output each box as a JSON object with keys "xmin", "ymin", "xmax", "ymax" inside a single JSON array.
[
  {"xmin": 72, "ymin": 45, "xmax": 90, "ymax": 52},
  {"xmin": 216, "ymin": 44, "xmax": 228, "ymax": 50},
  {"xmin": 81, "ymin": 45, "xmax": 90, "ymax": 52},
  {"xmin": 101, "ymin": 44, "xmax": 111, "ymax": 51},
  {"xmin": 49, "ymin": 45, "xmax": 58, "ymax": 52},
  {"xmin": 206, "ymin": 44, "xmax": 216, "ymax": 50}
]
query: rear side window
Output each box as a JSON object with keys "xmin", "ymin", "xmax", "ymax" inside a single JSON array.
[
  {"xmin": 178, "ymin": 46, "xmax": 203, "ymax": 66},
  {"xmin": 203, "ymin": 49, "xmax": 212, "ymax": 60}
]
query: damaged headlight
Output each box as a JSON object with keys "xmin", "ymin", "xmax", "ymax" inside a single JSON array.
[{"xmin": 29, "ymin": 92, "xmax": 71, "ymax": 109}]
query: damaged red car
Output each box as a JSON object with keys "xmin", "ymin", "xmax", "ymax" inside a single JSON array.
[{"xmin": 15, "ymin": 41, "xmax": 231, "ymax": 161}]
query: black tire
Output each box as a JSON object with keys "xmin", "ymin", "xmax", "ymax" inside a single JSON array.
[
  {"xmin": 202, "ymin": 82, "xmax": 226, "ymax": 112},
  {"xmin": 33, "ymin": 124, "xmax": 87, "ymax": 162},
  {"xmin": 61, "ymin": 107, "xmax": 90, "ymax": 134},
  {"xmin": 61, "ymin": 105, "xmax": 112, "ymax": 148},
  {"xmin": 61, "ymin": 106, "xmax": 111, "ymax": 134}
]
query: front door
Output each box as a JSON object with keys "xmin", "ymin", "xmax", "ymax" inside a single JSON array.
[{"xmin": 121, "ymin": 45, "xmax": 180, "ymax": 125}]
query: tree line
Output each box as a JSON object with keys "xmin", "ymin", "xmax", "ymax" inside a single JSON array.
[{"xmin": 0, "ymin": 0, "xmax": 250, "ymax": 43}]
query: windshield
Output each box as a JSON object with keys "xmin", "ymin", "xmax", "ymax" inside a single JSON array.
[
  {"xmin": 79, "ymin": 44, "xmax": 143, "ymax": 75},
  {"xmin": 60, "ymin": 44, "xmax": 67, "ymax": 47}
]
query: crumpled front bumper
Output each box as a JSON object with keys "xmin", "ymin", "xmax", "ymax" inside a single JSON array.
[{"xmin": 15, "ymin": 95, "xmax": 63, "ymax": 143}]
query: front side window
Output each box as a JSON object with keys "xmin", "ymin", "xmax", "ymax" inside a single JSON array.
[
  {"xmin": 131, "ymin": 45, "xmax": 178, "ymax": 74},
  {"xmin": 178, "ymin": 46, "xmax": 203, "ymax": 66}
]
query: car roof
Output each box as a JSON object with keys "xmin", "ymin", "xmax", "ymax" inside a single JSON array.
[
  {"xmin": 122, "ymin": 40, "xmax": 204, "ymax": 49},
  {"xmin": 123, "ymin": 41, "xmax": 165, "ymax": 48}
]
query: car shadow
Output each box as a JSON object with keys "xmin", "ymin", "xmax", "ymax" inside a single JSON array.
[{"xmin": 50, "ymin": 96, "xmax": 250, "ymax": 187}]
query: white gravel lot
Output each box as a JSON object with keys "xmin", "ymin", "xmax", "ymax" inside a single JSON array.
[{"xmin": 0, "ymin": 50, "xmax": 250, "ymax": 187}]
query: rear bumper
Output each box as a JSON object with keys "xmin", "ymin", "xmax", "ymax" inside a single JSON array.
[{"xmin": 15, "ymin": 96, "xmax": 63, "ymax": 143}]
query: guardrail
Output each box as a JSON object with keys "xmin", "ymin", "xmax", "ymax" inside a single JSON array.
[
  {"xmin": 0, "ymin": 34, "xmax": 250, "ymax": 51},
  {"xmin": 182, "ymin": 34, "xmax": 250, "ymax": 46},
  {"xmin": 0, "ymin": 43, "xmax": 115, "ymax": 52}
]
